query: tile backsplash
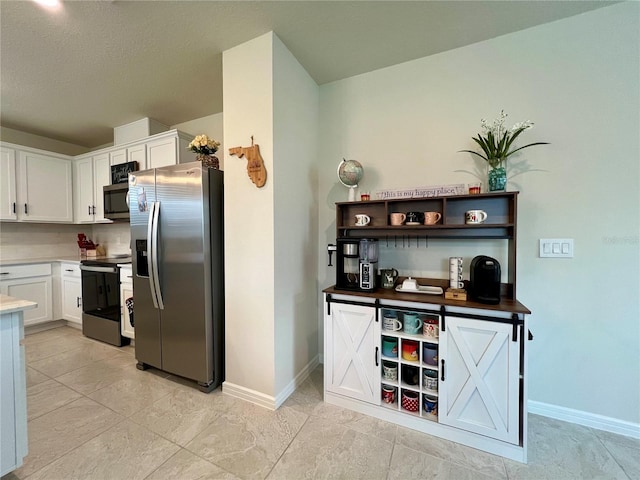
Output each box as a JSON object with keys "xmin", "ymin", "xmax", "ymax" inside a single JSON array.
[{"xmin": 0, "ymin": 222, "xmax": 131, "ymax": 261}]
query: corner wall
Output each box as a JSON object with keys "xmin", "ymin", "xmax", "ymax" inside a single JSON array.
[
  {"xmin": 317, "ymin": 2, "xmax": 639, "ymax": 428},
  {"xmin": 223, "ymin": 33, "xmax": 276, "ymax": 400},
  {"xmin": 272, "ymin": 35, "xmax": 320, "ymax": 397},
  {"xmin": 222, "ymin": 32, "xmax": 320, "ymax": 406}
]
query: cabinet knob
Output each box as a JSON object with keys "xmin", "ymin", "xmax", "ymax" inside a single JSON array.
[
  {"xmin": 76, "ymin": 297, "xmax": 81, "ymax": 308},
  {"xmin": 65, "ymin": 269, "xmax": 73, "ymax": 272},
  {"xmin": 12, "ymin": 202, "xmax": 16, "ymax": 214},
  {"xmin": 24, "ymin": 203, "xmax": 28, "ymax": 214}
]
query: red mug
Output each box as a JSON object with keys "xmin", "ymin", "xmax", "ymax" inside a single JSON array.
[{"xmin": 382, "ymin": 385, "xmax": 396, "ymax": 404}]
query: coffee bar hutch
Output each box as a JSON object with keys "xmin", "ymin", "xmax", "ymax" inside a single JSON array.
[{"xmin": 323, "ymin": 191, "xmax": 532, "ymax": 462}]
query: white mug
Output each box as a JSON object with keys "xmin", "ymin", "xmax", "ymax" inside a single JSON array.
[
  {"xmin": 355, "ymin": 214, "xmax": 371, "ymax": 226},
  {"xmin": 465, "ymin": 210, "xmax": 487, "ymax": 224},
  {"xmin": 383, "ymin": 315, "xmax": 402, "ymax": 331},
  {"xmin": 450, "ymin": 280, "xmax": 464, "ymax": 289}
]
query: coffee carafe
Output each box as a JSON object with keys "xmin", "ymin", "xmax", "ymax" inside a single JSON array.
[
  {"xmin": 335, "ymin": 238, "xmax": 361, "ymax": 290},
  {"xmin": 359, "ymin": 238, "xmax": 379, "ymax": 290}
]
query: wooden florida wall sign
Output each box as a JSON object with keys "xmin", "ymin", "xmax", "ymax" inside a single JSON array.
[{"xmin": 229, "ymin": 138, "xmax": 267, "ymax": 188}]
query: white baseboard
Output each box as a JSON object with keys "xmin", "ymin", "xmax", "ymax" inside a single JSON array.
[
  {"xmin": 222, "ymin": 381, "xmax": 277, "ymax": 410},
  {"xmin": 528, "ymin": 400, "xmax": 640, "ymax": 439},
  {"xmin": 223, "ymin": 355, "xmax": 320, "ymax": 411}
]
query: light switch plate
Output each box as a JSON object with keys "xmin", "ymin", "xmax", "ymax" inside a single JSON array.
[{"xmin": 539, "ymin": 238, "xmax": 574, "ymax": 258}]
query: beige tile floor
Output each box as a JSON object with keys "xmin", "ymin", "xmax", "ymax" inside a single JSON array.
[{"xmin": 3, "ymin": 325, "xmax": 638, "ymax": 480}]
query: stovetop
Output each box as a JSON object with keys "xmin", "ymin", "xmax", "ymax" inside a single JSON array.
[{"xmin": 81, "ymin": 255, "xmax": 132, "ymax": 266}]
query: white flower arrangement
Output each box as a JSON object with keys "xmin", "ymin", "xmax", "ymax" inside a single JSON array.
[
  {"xmin": 460, "ymin": 110, "xmax": 548, "ymax": 169},
  {"xmin": 188, "ymin": 134, "xmax": 220, "ymax": 156}
]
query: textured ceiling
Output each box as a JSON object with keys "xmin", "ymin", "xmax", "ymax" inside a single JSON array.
[{"xmin": 0, "ymin": 1, "xmax": 615, "ymax": 148}]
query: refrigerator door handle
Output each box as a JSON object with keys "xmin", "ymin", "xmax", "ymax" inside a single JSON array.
[
  {"xmin": 147, "ymin": 201, "xmax": 159, "ymax": 309},
  {"xmin": 151, "ymin": 201, "xmax": 164, "ymax": 310}
]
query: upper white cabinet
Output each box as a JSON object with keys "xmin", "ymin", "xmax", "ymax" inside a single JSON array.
[
  {"xmin": 0, "ymin": 143, "xmax": 73, "ymax": 223},
  {"xmin": 105, "ymin": 130, "xmax": 194, "ymax": 171},
  {"xmin": 0, "ymin": 146, "xmax": 17, "ymax": 221},
  {"xmin": 74, "ymin": 153, "xmax": 111, "ymax": 223}
]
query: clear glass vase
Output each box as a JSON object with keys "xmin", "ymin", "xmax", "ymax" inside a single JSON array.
[{"xmin": 488, "ymin": 161, "xmax": 507, "ymax": 192}]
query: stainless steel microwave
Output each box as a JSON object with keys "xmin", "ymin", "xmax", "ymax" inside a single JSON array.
[{"xmin": 103, "ymin": 183, "xmax": 129, "ymax": 220}]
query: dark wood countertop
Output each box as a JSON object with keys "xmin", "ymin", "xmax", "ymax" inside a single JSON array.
[{"xmin": 323, "ymin": 285, "xmax": 531, "ymax": 315}]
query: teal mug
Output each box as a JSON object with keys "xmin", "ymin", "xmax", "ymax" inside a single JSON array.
[{"xmin": 403, "ymin": 313, "xmax": 423, "ymax": 335}]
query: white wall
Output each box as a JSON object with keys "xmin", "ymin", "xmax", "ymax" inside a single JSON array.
[
  {"xmin": 172, "ymin": 113, "xmax": 225, "ymax": 169},
  {"xmin": 272, "ymin": 36, "xmax": 320, "ymax": 394},
  {"xmin": 317, "ymin": 2, "xmax": 639, "ymax": 426},
  {"xmin": 0, "ymin": 126, "xmax": 90, "ymax": 156},
  {"xmin": 223, "ymin": 33, "xmax": 276, "ymax": 398}
]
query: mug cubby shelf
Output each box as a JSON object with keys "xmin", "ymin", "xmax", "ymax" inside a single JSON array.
[
  {"xmin": 335, "ymin": 191, "xmax": 519, "ymax": 300},
  {"xmin": 380, "ymin": 308, "xmax": 441, "ymax": 421}
]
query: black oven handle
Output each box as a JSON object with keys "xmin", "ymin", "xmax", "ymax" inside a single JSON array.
[{"xmin": 80, "ymin": 265, "xmax": 118, "ymax": 274}]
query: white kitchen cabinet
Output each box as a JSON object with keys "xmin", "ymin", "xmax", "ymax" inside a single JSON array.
[
  {"xmin": 60, "ymin": 263, "xmax": 82, "ymax": 325},
  {"xmin": 74, "ymin": 153, "xmax": 111, "ymax": 223},
  {"xmin": 0, "ymin": 143, "xmax": 73, "ymax": 223},
  {"xmin": 0, "ymin": 264, "xmax": 53, "ymax": 326},
  {"xmin": 439, "ymin": 315, "xmax": 520, "ymax": 444},
  {"xmin": 127, "ymin": 143, "xmax": 146, "ymax": 169},
  {"xmin": 146, "ymin": 136, "xmax": 179, "ymax": 169},
  {"xmin": 17, "ymin": 150, "xmax": 73, "ymax": 223},
  {"xmin": 0, "ymin": 146, "xmax": 17, "ymax": 221},
  {"xmin": 325, "ymin": 298, "xmax": 380, "ymax": 404},
  {"xmin": 109, "ymin": 148, "xmax": 127, "ymax": 166},
  {"xmin": 1, "ymin": 298, "xmax": 34, "ymax": 476},
  {"xmin": 119, "ymin": 265, "xmax": 134, "ymax": 339}
]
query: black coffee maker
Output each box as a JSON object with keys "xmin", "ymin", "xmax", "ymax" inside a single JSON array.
[
  {"xmin": 335, "ymin": 238, "xmax": 379, "ymax": 291},
  {"xmin": 469, "ymin": 255, "xmax": 501, "ymax": 304}
]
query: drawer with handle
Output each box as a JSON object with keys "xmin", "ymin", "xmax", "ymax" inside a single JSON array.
[
  {"xmin": 0, "ymin": 263, "xmax": 52, "ymax": 279},
  {"xmin": 61, "ymin": 263, "xmax": 81, "ymax": 279}
]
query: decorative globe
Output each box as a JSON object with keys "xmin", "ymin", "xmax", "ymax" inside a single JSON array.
[{"xmin": 337, "ymin": 159, "xmax": 364, "ymax": 201}]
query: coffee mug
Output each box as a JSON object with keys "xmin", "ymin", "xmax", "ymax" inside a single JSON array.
[
  {"xmin": 423, "ymin": 318, "xmax": 439, "ymax": 338},
  {"xmin": 403, "ymin": 313, "xmax": 423, "ymax": 335},
  {"xmin": 450, "ymin": 280, "xmax": 464, "ymax": 289},
  {"xmin": 423, "ymin": 393, "xmax": 438, "ymax": 415},
  {"xmin": 402, "ymin": 364, "xmax": 419, "ymax": 386},
  {"xmin": 390, "ymin": 213, "xmax": 406, "ymax": 226},
  {"xmin": 355, "ymin": 214, "xmax": 371, "ymax": 226},
  {"xmin": 382, "ymin": 361, "xmax": 398, "ymax": 381},
  {"xmin": 382, "ymin": 337, "xmax": 398, "ymax": 358},
  {"xmin": 402, "ymin": 390, "xmax": 419, "ymax": 412},
  {"xmin": 449, "ymin": 257, "xmax": 463, "ymax": 268},
  {"xmin": 406, "ymin": 211, "xmax": 424, "ymax": 224},
  {"xmin": 465, "ymin": 210, "xmax": 487, "ymax": 224},
  {"xmin": 401, "ymin": 340, "xmax": 419, "ymax": 362},
  {"xmin": 382, "ymin": 385, "xmax": 396, "ymax": 404},
  {"xmin": 380, "ymin": 268, "xmax": 399, "ymax": 289},
  {"xmin": 423, "ymin": 212, "xmax": 442, "ymax": 225},
  {"xmin": 382, "ymin": 313, "xmax": 402, "ymax": 331},
  {"xmin": 422, "ymin": 369, "xmax": 438, "ymax": 391},
  {"xmin": 423, "ymin": 344, "xmax": 438, "ymax": 366}
]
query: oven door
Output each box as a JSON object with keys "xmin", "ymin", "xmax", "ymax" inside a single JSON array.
[{"xmin": 80, "ymin": 264, "xmax": 120, "ymax": 321}]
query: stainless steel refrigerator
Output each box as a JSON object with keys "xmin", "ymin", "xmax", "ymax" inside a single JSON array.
[{"xmin": 129, "ymin": 162, "xmax": 224, "ymax": 392}]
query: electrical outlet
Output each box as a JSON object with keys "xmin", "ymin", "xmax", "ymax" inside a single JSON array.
[{"xmin": 539, "ymin": 239, "xmax": 574, "ymax": 258}]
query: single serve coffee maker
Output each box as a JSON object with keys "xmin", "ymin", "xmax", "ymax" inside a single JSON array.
[{"xmin": 335, "ymin": 238, "xmax": 379, "ymax": 291}]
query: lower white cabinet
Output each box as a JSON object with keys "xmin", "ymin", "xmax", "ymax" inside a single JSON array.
[
  {"xmin": 325, "ymin": 301, "xmax": 380, "ymax": 404},
  {"xmin": 324, "ymin": 292, "xmax": 529, "ymax": 463},
  {"xmin": 119, "ymin": 265, "xmax": 134, "ymax": 339},
  {"xmin": 0, "ymin": 264, "xmax": 53, "ymax": 326},
  {"xmin": 60, "ymin": 263, "xmax": 82, "ymax": 325},
  {"xmin": 0, "ymin": 304, "xmax": 31, "ymax": 476},
  {"xmin": 439, "ymin": 316, "xmax": 520, "ymax": 444}
]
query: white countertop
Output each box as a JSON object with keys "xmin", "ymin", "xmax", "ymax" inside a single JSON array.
[
  {"xmin": 0, "ymin": 294, "xmax": 37, "ymax": 314},
  {"xmin": 0, "ymin": 256, "xmax": 83, "ymax": 267}
]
